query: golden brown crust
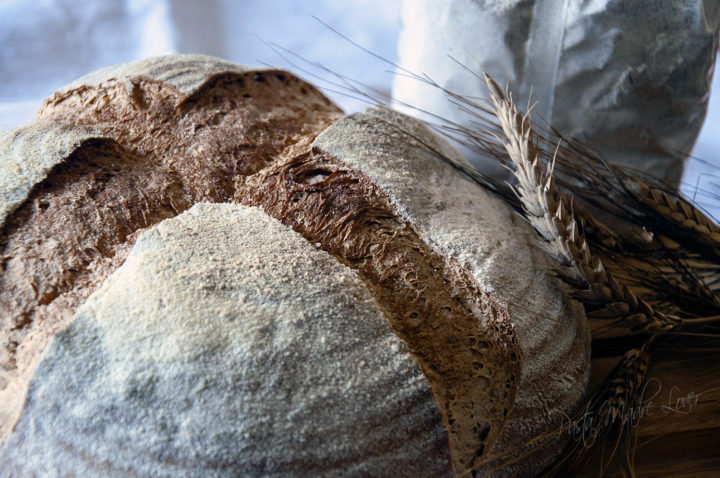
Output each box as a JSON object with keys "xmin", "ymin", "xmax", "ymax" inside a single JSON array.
[
  {"xmin": 0, "ymin": 141, "xmax": 190, "ymax": 438},
  {"xmin": 38, "ymin": 71, "xmax": 343, "ymax": 200}
]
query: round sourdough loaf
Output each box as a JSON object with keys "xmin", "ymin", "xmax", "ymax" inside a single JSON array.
[{"xmin": 0, "ymin": 55, "xmax": 590, "ymax": 477}]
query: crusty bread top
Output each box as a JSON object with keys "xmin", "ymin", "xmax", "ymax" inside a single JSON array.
[
  {"xmin": 0, "ymin": 55, "xmax": 589, "ymax": 476},
  {"xmin": 0, "ymin": 203, "xmax": 452, "ymax": 477},
  {"xmin": 48, "ymin": 54, "xmax": 252, "ymax": 99},
  {"xmin": 1, "ymin": 55, "xmax": 260, "ymax": 231},
  {"xmin": 237, "ymin": 141, "xmax": 521, "ymax": 473},
  {"xmin": 1, "ymin": 56, "xmax": 343, "ymax": 444},
  {"xmin": 313, "ymin": 105, "xmax": 591, "ymax": 476}
]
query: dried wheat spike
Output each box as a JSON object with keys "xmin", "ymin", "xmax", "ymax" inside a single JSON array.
[
  {"xmin": 572, "ymin": 201, "xmax": 623, "ymax": 250},
  {"xmin": 484, "ymin": 73, "xmax": 682, "ymax": 334},
  {"xmin": 537, "ymin": 343, "xmax": 652, "ymax": 477},
  {"xmin": 606, "ymin": 346, "xmax": 651, "ymax": 423},
  {"xmin": 629, "ymin": 180, "xmax": 720, "ymax": 252},
  {"xmin": 594, "ymin": 344, "xmax": 651, "ymax": 475}
]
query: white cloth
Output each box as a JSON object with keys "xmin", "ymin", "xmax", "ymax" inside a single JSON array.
[{"xmin": 0, "ymin": 0, "xmax": 400, "ymax": 127}]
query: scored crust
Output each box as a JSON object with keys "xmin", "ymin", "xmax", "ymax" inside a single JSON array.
[
  {"xmin": 0, "ymin": 55, "xmax": 588, "ymax": 475},
  {"xmin": 0, "ymin": 56, "xmax": 343, "ymax": 443},
  {"xmin": 237, "ymin": 148, "xmax": 520, "ymax": 473},
  {"xmin": 0, "ymin": 203, "xmax": 453, "ymax": 477},
  {"xmin": 312, "ymin": 106, "xmax": 591, "ymax": 476}
]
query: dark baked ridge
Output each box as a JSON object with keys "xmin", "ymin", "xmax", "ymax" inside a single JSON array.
[
  {"xmin": 3, "ymin": 68, "xmax": 521, "ymax": 472},
  {"xmin": 0, "ymin": 141, "xmax": 191, "ymax": 430},
  {"xmin": 236, "ymin": 150, "xmax": 520, "ymax": 473},
  {"xmin": 39, "ymin": 71, "xmax": 341, "ymax": 200},
  {"xmin": 1, "ymin": 70, "xmax": 342, "ymax": 441}
]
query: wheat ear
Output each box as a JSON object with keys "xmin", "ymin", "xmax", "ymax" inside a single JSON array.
[
  {"xmin": 626, "ymin": 179, "xmax": 720, "ymax": 254},
  {"xmin": 538, "ymin": 341, "xmax": 652, "ymax": 476},
  {"xmin": 483, "ymin": 74, "xmax": 681, "ymax": 334}
]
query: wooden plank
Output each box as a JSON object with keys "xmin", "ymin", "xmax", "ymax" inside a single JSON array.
[{"xmin": 584, "ymin": 332, "xmax": 720, "ymax": 476}]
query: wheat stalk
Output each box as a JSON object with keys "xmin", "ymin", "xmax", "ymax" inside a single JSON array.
[
  {"xmin": 483, "ymin": 74, "xmax": 682, "ymax": 334},
  {"xmin": 632, "ymin": 181, "xmax": 720, "ymax": 243},
  {"xmin": 538, "ymin": 342, "xmax": 652, "ymax": 477},
  {"xmin": 467, "ymin": 341, "xmax": 654, "ymax": 477}
]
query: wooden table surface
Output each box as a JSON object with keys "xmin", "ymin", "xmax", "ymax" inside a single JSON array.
[{"xmin": 588, "ymin": 330, "xmax": 720, "ymax": 477}]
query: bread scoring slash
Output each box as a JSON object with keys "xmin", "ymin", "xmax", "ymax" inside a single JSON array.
[{"xmin": 0, "ymin": 55, "xmax": 589, "ymax": 477}]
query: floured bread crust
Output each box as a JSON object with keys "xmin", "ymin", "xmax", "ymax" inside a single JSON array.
[
  {"xmin": 51, "ymin": 54, "xmax": 253, "ymax": 97},
  {"xmin": 0, "ymin": 55, "xmax": 589, "ymax": 476},
  {"xmin": 0, "ymin": 123, "xmax": 105, "ymax": 224},
  {"xmin": 0, "ymin": 137, "xmax": 189, "ymax": 438},
  {"xmin": 0, "ymin": 203, "xmax": 453, "ymax": 477},
  {"xmin": 313, "ymin": 106, "xmax": 591, "ymax": 476},
  {"xmin": 0, "ymin": 55, "xmax": 342, "ymax": 442},
  {"xmin": 236, "ymin": 149, "xmax": 521, "ymax": 473}
]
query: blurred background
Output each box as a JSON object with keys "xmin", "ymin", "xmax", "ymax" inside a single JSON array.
[
  {"xmin": 0, "ymin": 0, "xmax": 401, "ymax": 126},
  {"xmin": 1, "ymin": 0, "xmax": 718, "ymax": 216}
]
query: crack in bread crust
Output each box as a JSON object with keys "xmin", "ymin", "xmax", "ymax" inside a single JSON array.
[
  {"xmin": 2, "ymin": 70, "xmax": 342, "ymax": 442},
  {"xmin": 3, "ymin": 66, "xmax": 521, "ymax": 474},
  {"xmin": 39, "ymin": 73, "xmax": 342, "ymax": 202},
  {"xmin": 236, "ymin": 149, "xmax": 521, "ymax": 473},
  {"xmin": 0, "ymin": 141, "xmax": 192, "ymax": 440}
]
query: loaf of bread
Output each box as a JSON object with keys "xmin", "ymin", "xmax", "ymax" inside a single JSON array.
[{"xmin": 0, "ymin": 55, "xmax": 590, "ymax": 477}]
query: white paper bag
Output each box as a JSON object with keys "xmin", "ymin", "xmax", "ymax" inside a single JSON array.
[{"xmin": 393, "ymin": 0, "xmax": 720, "ymax": 186}]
